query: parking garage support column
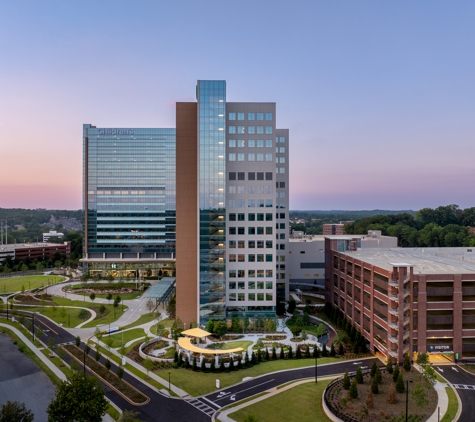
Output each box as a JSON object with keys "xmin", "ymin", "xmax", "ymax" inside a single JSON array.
[{"xmin": 453, "ymin": 274, "xmax": 463, "ymax": 360}]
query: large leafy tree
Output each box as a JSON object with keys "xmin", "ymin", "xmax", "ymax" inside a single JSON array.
[
  {"xmin": 0, "ymin": 401, "xmax": 34, "ymax": 422},
  {"xmin": 46, "ymin": 372, "xmax": 108, "ymax": 422}
]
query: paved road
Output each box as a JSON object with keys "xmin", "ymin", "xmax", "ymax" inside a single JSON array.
[
  {"xmin": 434, "ymin": 364, "xmax": 475, "ymax": 422},
  {"xmin": 5, "ymin": 312, "xmax": 209, "ymax": 422},
  {"xmin": 202, "ymin": 357, "xmax": 378, "ymax": 409},
  {"xmin": 4, "ymin": 311, "xmax": 380, "ymax": 421},
  {"xmin": 0, "ymin": 333, "xmax": 56, "ymax": 422}
]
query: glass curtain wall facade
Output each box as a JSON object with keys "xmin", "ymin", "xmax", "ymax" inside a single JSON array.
[
  {"xmin": 197, "ymin": 81, "xmax": 227, "ymax": 324},
  {"xmin": 83, "ymin": 125, "xmax": 176, "ymax": 266}
]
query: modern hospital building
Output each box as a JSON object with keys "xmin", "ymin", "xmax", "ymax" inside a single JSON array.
[{"xmin": 82, "ymin": 80, "xmax": 288, "ymax": 327}]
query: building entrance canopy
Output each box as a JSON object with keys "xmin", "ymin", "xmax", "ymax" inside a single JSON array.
[{"xmin": 143, "ymin": 277, "xmax": 176, "ymax": 304}]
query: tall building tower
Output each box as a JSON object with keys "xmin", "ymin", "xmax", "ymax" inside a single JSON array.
[
  {"xmin": 176, "ymin": 81, "xmax": 289, "ymax": 327},
  {"xmin": 81, "ymin": 125, "xmax": 176, "ymax": 277}
]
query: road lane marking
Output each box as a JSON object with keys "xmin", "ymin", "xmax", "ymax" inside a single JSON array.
[
  {"xmin": 213, "ymin": 379, "xmax": 275, "ymax": 402},
  {"xmin": 37, "ymin": 319, "xmax": 59, "ymax": 335}
]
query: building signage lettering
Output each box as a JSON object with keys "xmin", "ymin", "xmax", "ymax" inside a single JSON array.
[
  {"xmin": 98, "ymin": 129, "xmax": 134, "ymax": 135},
  {"xmin": 428, "ymin": 345, "xmax": 452, "ymax": 352}
]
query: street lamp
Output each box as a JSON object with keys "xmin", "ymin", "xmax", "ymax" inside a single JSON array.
[{"xmin": 315, "ymin": 352, "xmax": 318, "ymax": 383}]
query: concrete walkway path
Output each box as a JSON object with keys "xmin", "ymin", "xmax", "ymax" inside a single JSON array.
[{"xmin": 92, "ymin": 337, "xmax": 189, "ymax": 398}]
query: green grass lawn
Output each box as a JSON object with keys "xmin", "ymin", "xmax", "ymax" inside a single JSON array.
[
  {"xmin": 13, "ymin": 295, "xmax": 127, "ymax": 328},
  {"xmin": 441, "ymin": 387, "xmax": 458, "ymax": 422},
  {"xmin": 47, "ymin": 297, "xmax": 127, "ymax": 328},
  {"xmin": 158, "ymin": 357, "xmax": 339, "ymax": 396},
  {"xmin": 123, "ymin": 312, "xmax": 160, "ymax": 329},
  {"xmin": 150, "ymin": 318, "xmax": 174, "ymax": 334},
  {"xmin": 103, "ymin": 328, "xmax": 146, "ymax": 349},
  {"xmin": 14, "ymin": 305, "xmax": 91, "ymax": 328},
  {"xmin": 228, "ymin": 380, "xmax": 331, "ymax": 422},
  {"xmin": 222, "ymin": 341, "xmax": 253, "ymax": 350},
  {"xmin": 0, "ymin": 275, "xmax": 66, "ymax": 293}
]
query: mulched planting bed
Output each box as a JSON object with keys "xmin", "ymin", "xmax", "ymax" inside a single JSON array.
[
  {"xmin": 325, "ymin": 368, "xmax": 437, "ymax": 422},
  {"xmin": 14, "ymin": 294, "xmax": 57, "ymax": 305},
  {"xmin": 63, "ymin": 344, "xmax": 149, "ymax": 404},
  {"xmin": 126, "ymin": 343, "xmax": 173, "ymax": 369}
]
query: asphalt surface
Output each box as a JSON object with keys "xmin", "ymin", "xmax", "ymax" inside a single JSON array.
[
  {"xmin": 3, "ymin": 311, "xmax": 209, "ymax": 422},
  {"xmin": 3, "ymin": 310, "xmax": 380, "ymax": 421},
  {"xmin": 203, "ymin": 357, "xmax": 378, "ymax": 408},
  {"xmin": 434, "ymin": 364, "xmax": 475, "ymax": 422},
  {"xmin": 0, "ymin": 333, "xmax": 56, "ymax": 422}
]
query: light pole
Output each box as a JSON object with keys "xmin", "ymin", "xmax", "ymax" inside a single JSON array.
[
  {"xmin": 315, "ymin": 353, "xmax": 318, "ymax": 383},
  {"xmin": 168, "ymin": 372, "xmax": 171, "ymax": 392},
  {"xmin": 32, "ymin": 313, "xmax": 35, "ymax": 342},
  {"xmin": 83, "ymin": 347, "xmax": 86, "ymax": 375}
]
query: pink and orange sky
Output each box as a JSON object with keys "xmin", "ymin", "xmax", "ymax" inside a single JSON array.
[{"xmin": 1, "ymin": 1, "xmax": 474, "ymax": 211}]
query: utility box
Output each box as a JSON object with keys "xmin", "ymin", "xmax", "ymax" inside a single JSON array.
[{"xmin": 216, "ymin": 379, "xmax": 220, "ymax": 389}]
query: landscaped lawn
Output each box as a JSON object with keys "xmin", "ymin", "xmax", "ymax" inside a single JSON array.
[
  {"xmin": 228, "ymin": 380, "xmax": 331, "ymax": 422},
  {"xmin": 13, "ymin": 305, "xmax": 92, "ymax": 328},
  {"xmin": 104, "ymin": 328, "xmax": 146, "ymax": 349},
  {"xmin": 0, "ymin": 275, "xmax": 66, "ymax": 293},
  {"xmin": 123, "ymin": 312, "xmax": 160, "ymax": 329},
  {"xmin": 150, "ymin": 318, "xmax": 175, "ymax": 334},
  {"xmin": 157, "ymin": 357, "xmax": 340, "ymax": 396},
  {"xmin": 12, "ymin": 293, "xmax": 126, "ymax": 327},
  {"xmin": 441, "ymin": 387, "xmax": 458, "ymax": 422},
  {"xmin": 222, "ymin": 341, "xmax": 253, "ymax": 350}
]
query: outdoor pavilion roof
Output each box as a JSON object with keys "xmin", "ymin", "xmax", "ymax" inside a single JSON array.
[
  {"xmin": 181, "ymin": 328, "xmax": 211, "ymax": 338},
  {"xmin": 177, "ymin": 337, "xmax": 243, "ymax": 355}
]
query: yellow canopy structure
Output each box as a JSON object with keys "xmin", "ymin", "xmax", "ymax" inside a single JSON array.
[
  {"xmin": 181, "ymin": 328, "xmax": 211, "ymax": 338},
  {"xmin": 178, "ymin": 337, "xmax": 243, "ymax": 355}
]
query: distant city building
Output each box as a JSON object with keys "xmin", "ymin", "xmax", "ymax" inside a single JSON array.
[
  {"xmin": 0, "ymin": 242, "xmax": 71, "ymax": 264},
  {"xmin": 322, "ymin": 222, "xmax": 354, "ymax": 235},
  {"xmin": 42, "ymin": 230, "xmax": 64, "ymax": 242}
]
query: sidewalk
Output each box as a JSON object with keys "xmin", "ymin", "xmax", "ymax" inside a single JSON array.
[{"xmin": 93, "ymin": 337, "xmax": 189, "ymax": 398}]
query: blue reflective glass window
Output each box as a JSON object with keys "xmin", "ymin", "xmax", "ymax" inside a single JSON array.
[
  {"xmin": 229, "ymin": 126, "xmax": 236, "ymax": 134},
  {"xmin": 248, "ymin": 126, "xmax": 255, "ymax": 134},
  {"xmin": 265, "ymin": 139, "xmax": 272, "ymax": 147},
  {"xmin": 229, "ymin": 139, "xmax": 236, "ymax": 147},
  {"xmin": 257, "ymin": 139, "xmax": 264, "ymax": 147},
  {"xmin": 248, "ymin": 153, "xmax": 255, "ymax": 161},
  {"xmin": 248, "ymin": 112, "xmax": 255, "ymax": 120},
  {"xmin": 237, "ymin": 140, "xmax": 245, "ymax": 147},
  {"xmin": 257, "ymin": 113, "xmax": 264, "ymax": 120},
  {"xmin": 257, "ymin": 126, "xmax": 264, "ymax": 134},
  {"xmin": 229, "ymin": 112, "xmax": 236, "ymax": 120},
  {"xmin": 265, "ymin": 153, "xmax": 272, "ymax": 161},
  {"xmin": 237, "ymin": 126, "xmax": 245, "ymax": 134},
  {"xmin": 266, "ymin": 112, "xmax": 273, "ymax": 120},
  {"xmin": 237, "ymin": 112, "xmax": 245, "ymax": 120},
  {"xmin": 248, "ymin": 139, "xmax": 255, "ymax": 147},
  {"xmin": 265, "ymin": 126, "xmax": 272, "ymax": 134}
]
